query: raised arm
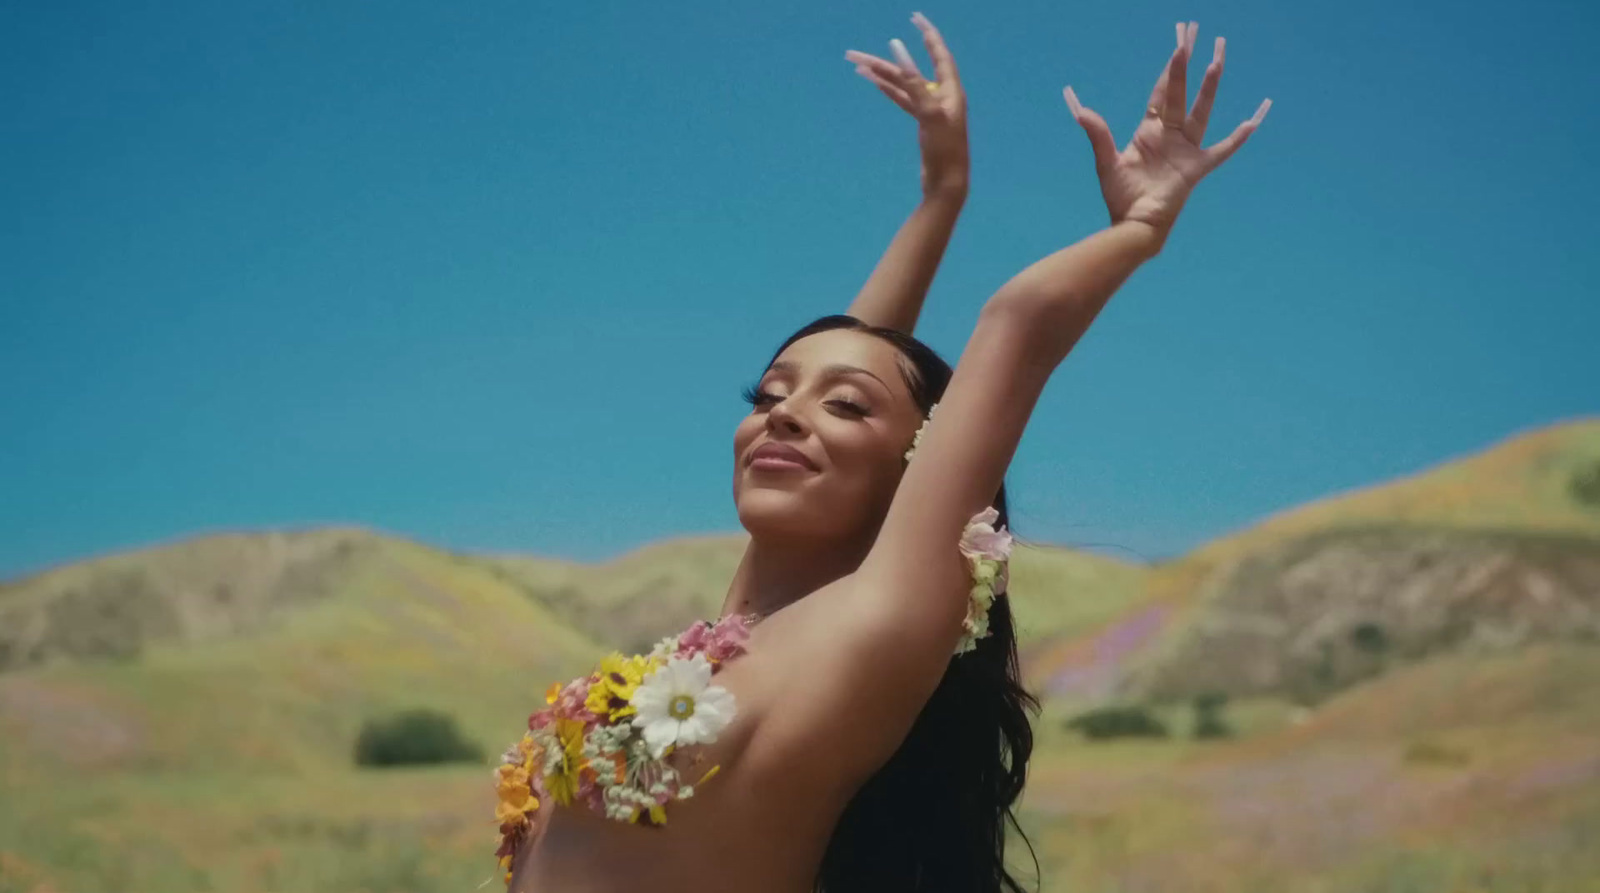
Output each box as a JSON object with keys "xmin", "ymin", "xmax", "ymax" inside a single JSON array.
[
  {"xmin": 841, "ymin": 13, "xmax": 969, "ymax": 334},
  {"xmin": 861, "ymin": 21, "xmax": 1271, "ymax": 684}
]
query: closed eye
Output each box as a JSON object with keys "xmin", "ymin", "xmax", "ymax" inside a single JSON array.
[
  {"xmin": 741, "ymin": 384, "xmax": 780, "ymax": 408},
  {"xmin": 826, "ymin": 399, "xmax": 869, "ymax": 418}
]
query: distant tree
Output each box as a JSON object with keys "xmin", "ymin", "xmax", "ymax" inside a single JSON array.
[
  {"xmin": 1572, "ymin": 460, "xmax": 1600, "ymax": 509},
  {"xmin": 1191, "ymin": 692, "xmax": 1233, "ymax": 740},
  {"xmin": 354, "ymin": 709, "xmax": 484, "ymax": 767},
  {"xmin": 1349, "ymin": 621, "xmax": 1388, "ymax": 654},
  {"xmin": 1064, "ymin": 705, "xmax": 1169, "ymax": 741}
]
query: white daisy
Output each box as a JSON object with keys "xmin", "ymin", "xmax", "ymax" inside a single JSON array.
[{"xmin": 630, "ymin": 654, "xmax": 736, "ymax": 759}]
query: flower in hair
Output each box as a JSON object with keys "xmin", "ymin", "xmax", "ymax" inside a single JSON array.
[
  {"xmin": 904, "ymin": 403, "xmax": 938, "ymax": 462},
  {"xmin": 955, "ymin": 506, "xmax": 1012, "ymax": 655}
]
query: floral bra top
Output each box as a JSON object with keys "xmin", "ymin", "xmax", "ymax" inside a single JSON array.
[{"xmin": 492, "ymin": 508, "xmax": 1011, "ymax": 883}]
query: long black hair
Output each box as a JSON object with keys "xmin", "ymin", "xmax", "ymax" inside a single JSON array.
[{"xmin": 759, "ymin": 315, "xmax": 1040, "ymax": 893}]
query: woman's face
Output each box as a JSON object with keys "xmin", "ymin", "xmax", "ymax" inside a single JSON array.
[{"xmin": 733, "ymin": 329, "xmax": 924, "ymax": 544}]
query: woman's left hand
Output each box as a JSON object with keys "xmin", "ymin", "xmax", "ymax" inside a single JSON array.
[
  {"xmin": 846, "ymin": 13, "xmax": 969, "ymax": 199},
  {"xmin": 1063, "ymin": 22, "xmax": 1271, "ymax": 245}
]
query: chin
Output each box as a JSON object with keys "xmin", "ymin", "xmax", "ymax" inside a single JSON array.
[
  {"xmin": 735, "ymin": 485, "xmax": 887, "ymax": 547},
  {"xmin": 735, "ymin": 488, "xmax": 821, "ymax": 540}
]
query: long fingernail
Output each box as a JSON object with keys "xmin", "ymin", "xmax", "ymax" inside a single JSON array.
[
  {"xmin": 1176, "ymin": 22, "xmax": 1185, "ymax": 48},
  {"xmin": 889, "ymin": 37, "xmax": 916, "ymax": 70},
  {"xmin": 1253, "ymin": 98, "xmax": 1272, "ymax": 124},
  {"xmin": 1063, "ymin": 86, "xmax": 1082, "ymax": 115},
  {"xmin": 911, "ymin": 11, "xmax": 929, "ymax": 27}
]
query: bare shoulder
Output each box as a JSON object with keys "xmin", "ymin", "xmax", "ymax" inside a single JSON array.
[{"xmin": 731, "ymin": 569, "xmax": 968, "ymax": 786}]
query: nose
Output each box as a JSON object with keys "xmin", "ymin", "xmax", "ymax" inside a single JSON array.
[{"xmin": 765, "ymin": 397, "xmax": 807, "ymax": 437}]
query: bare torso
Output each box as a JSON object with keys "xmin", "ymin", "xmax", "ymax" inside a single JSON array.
[{"xmin": 507, "ymin": 588, "xmax": 893, "ymax": 893}]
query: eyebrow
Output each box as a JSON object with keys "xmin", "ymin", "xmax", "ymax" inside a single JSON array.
[{"xmin": 767, "ymin": 360, "xmax": 895, "ymax": 395}]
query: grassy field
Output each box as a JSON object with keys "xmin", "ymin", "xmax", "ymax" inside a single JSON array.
[
  {"xmin": 3, "ymin": 419, "xmax": 1599, "ymax": 892},
  {"xmin": 5, "ymin": 648, "xmax": 1596, "ymax": 892}
]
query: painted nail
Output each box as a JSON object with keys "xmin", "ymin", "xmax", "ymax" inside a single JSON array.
[
  {"xmin": 1063, "ymin": 86, "xmax": 1083, "ymax": 116},
  {"xmin": 890, "ymin": 38, "xmax": 917, "ymax": 70}
]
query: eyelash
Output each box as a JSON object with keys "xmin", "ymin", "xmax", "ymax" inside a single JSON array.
[
  {"xmin": 740, "ymin": 386, "xmax": 870, "ymax": 417},
  {"xmin": 741, "ymin": 385, "xmax": 778, "ymax": 407}
]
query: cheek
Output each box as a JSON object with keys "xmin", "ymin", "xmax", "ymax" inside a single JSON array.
[
  {"xmin": 821, "ymin": 422, "xmax": 903, "ymax": 489},
  {"xmin": 732, "ymin": 416, "xmax": 761, "ymax": 456}
]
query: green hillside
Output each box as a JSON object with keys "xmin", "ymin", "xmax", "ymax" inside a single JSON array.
[
  {"xmin": 0, "ymin": 521, "xmax": 1136, "ymax": 892},
  {"xmin": 1027, "ymin": 419, "xmax": 1600, "ymax": 704},
  {"xmin": 3, "ymin": 419, "xmax": 1599, "ymax": 892}
]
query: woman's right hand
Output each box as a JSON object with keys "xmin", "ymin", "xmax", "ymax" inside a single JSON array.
[
  {"xmin": 845, "ymin": 13, "xmax": 969, "ymax": 199},
  {"xmin": 1062, "ymin": 22, "xmax": 1270, "ymax": 245}
]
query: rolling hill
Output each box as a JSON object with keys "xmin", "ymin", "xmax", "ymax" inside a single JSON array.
[
  {"xmin": 1028, "ymin": 418, "xmax": 1600, "ymax": 704},
  {"xmin": 2, "ymin": 418, "xmax": 1598, "ymax": 892}
]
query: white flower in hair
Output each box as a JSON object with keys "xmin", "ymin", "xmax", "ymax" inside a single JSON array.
[{"xmin": 904, "ymin": 403, "xmax": 938, "ymax": 462}]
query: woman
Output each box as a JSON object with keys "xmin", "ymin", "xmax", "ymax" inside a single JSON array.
[{"xmin": 496, "ymin": 17, "xmax": 1269, "ymax": 893}]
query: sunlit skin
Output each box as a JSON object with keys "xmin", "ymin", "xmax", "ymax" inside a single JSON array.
[
  {"xmin": 514, "ymin": 333, "xmax": 932, "ymax": 893},
  {"xmin": 509, "ymin": 15, "xmax": 1267, "ymax": 892},
  {"xmin": 731, "ymin": 330, "xmax": 926, "ymax": 598}
]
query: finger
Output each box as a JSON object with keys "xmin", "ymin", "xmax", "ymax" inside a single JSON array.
[
  {"xmin": 1144, "ymin": 24, "xmax": 1185, "ymax": 122},
  {"xmin": 846, "ymin": 51, "xmax": 914, "ymax": 89},
  {"xmin": 1203, "ymin": 99, "xmax": 1271, "ymax": 171},
  {"xmin": 889, "ymin": 38, "xmax": 928, "ymax": 83},
  {"xmin": 911, "ymin": 12, "xmax": 961, "ymax": 89},
  {"xmin": 856, "ymin": 65, "xmax": 916, "ymax": 113},
  {"xmin": 1185, "ymin": 36, "xmax": 1225, "ymax": 143},
  {"xmin": 1064, "ymin": 87, "xmax": 1119, "ymax": 171},
  {"xmin": 1144, "ymin": 29, "xmax": 1172, "ymax": 116},
  {"xmin": 1161, "ymin": 22, "xmax": 1193, "ymax": 128}
]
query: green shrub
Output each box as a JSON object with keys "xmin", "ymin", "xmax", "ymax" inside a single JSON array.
[
  {"xmin": 353, "ymin": 709, "xmax": 484, "ymax": 767},
  {"xmin": 1064, "ymin": 705, "xmax": 1169, "ymax": 741},
  {"xmin": 1349, "ymin": 621, "xmax": 1389, "ymax": 654},
  {"xmin": 1191, "ymin": 692, "xmax": 1234, "ymax": 740},
  {"xmin": 1572, "ymin": 460, "xmax": 1600, "ymax": 508}
]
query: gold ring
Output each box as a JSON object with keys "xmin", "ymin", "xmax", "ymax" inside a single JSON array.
[{"xmin": 925, "ymin": 81, "xmax": 939, "ymax": 93}]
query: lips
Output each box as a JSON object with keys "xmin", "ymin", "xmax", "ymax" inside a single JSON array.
[{"xmin": 748, "ymin": 442, "xmax": 819, "ymax": 472}]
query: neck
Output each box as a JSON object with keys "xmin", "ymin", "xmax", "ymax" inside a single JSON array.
[{"xmin": 720, "ymin": 531, "xmax": 871, "ymax": 621}]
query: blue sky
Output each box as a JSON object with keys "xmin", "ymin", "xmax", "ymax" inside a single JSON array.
[{"xmin": 2, "ymin": 0, "xmax": 1596, "ymax": 578}]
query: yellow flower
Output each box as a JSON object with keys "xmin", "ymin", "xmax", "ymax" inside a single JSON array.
[
  {"xmin": 583, "ymin": 652, "xmax": 653, "ymax": 722},
  {"xmin": 495, "ymin": 764, "xmax": 538, "ymax": 824},
  {"xmin": 516, "ymin": 734, "xmax": 542, "ymax": 772},
  {"xmin": 542, "ymin": 718, "xmax": 587, "ymax": 806}
]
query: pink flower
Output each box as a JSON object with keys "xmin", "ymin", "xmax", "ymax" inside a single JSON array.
[
  {"xmin": 960, "ymin": 507, "xmax": 1012, "ymax": 562},
  {"xmin": 528, "ymin": 706, "xmax": 552, "ymax": 732},
  {"xmin": 540, "ymin": 677, "xmax": 600, "ymax": 726},
  {"xmin": 676, "ymin": 621, "xmax": 712, "ymax": 656},
  {"xmin": 702, "ymin": 615, "xmax": 750, "ymax": 664},
  {"xmin": 675, "ymin": 616, "xmax": 750, "ymax": 665}
]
